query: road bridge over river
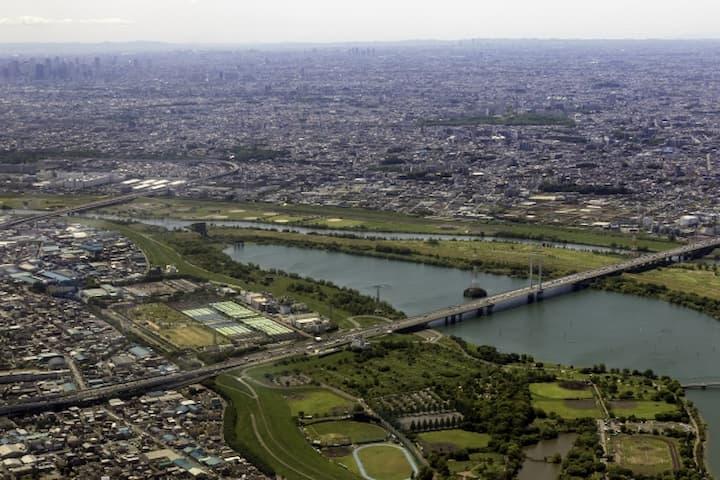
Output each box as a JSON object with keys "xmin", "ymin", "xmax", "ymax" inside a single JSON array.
[
  {"xmin": 0, "ymin": 204, "xmax": 718, "ymax": 414},
  {"xmin": 386, "ymin": 236, "xmax": 720, "ymax": 330}
]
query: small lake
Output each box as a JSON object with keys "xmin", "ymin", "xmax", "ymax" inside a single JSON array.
[{"xmin": 518, "ymin": 433, "xmax": 578, "ymax": 480}]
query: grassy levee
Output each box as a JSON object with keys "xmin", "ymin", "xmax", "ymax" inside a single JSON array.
[
  {"xmin": 215, "ymin": 374, "xmax": 360, "ymax": 480},
  {"xmin": 210, "ymin": 227, "xmax": 623, "ymax": 279}
]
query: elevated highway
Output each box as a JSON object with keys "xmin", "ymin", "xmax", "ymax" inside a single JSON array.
[{"xmin": 1, "ymin": 230, "xmax": 718, "ymax": 414}]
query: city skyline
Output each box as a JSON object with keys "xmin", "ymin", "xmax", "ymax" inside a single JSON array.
[{"xmin": 1, "ymin": 0, "xmax": 720, "ymax": 44}]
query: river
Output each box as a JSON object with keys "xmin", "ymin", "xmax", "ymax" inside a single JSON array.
[
  {"xmin": 224, "ymin": 242, "xmax": 720, "ymax": 476},
  {"xmin": 76, "ymin": 213, "xmax": 626, "ymax": 253}
]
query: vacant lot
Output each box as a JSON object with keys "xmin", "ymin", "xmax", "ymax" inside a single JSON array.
[
  {"xmin": 417, "ymin": 429, "xmax": 491, "ymax": 453},
  {"xmin": 284, "ymin": 388, "xmax": 356, "ymax": 418},
  {"xmin": 610, "ymin": 435, "xmax": 679, "ymax": 475},
  {"xmin": 306, "ymin": 421, "xmax": 387, "ymax": 445},
  {"xmin": 609, "ymin": 400, "xmax": 679, "ymax": 420},
  {"xmin": 356, "ymin": 444, "xmax": 415, "ymax": 480}
]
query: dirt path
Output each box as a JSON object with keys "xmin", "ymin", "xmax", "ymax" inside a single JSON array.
[
  {"xmin": 661, "ymin": 437, "xmax": 682, "ymax": 471},
  {"xmin": 685, "ymin": 403, "xmax": 702, "ymax": 469},
  {"xmin": 591, "ymin": 381, "xmax": 610, "ymax": 419}
]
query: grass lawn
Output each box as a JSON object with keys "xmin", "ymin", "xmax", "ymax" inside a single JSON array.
[
  {"xmin": 532, "ymin": 399, "xmax": 603, "ymax": 419},
  {"xmin": 307, "ymin": 421, "xmax": 387, "ymax": 445},
  {"xmin": 417, "ymin": 429, "xmax": 490, "ymax": 452},
  {"xmin": 608, "ymin": 400, "xmax": 679, "ymax": 420},
  {"xmin": 336, "ymin": 455, "xmax": 362, "ymax": 476},
  {"xmin": 530, "ymin": 382, "xmax": 594, "ymax": 400},
  {"xmin": 214, "ymin": 374, "xmax": 359, "ymax": 480},
  {"xmin": 356, "ymin": 444, "xmax": 415, "ymax": 480},
  {"xmin": 284, "ymin": 388, "xmax": 356, "ymax": 418},
  {"xmin": 531, "ymin": 381, "xmax": 602, "ymax": 419},
  {"xmin": 610, "ymin": 435, "xmax": 678, "ymax": 475}
]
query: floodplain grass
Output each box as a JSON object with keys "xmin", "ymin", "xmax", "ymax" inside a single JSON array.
[
  {"xmin": 210, "ymin": 227, "xmax": 623, "ymax": 279},
  {"xmin": 529, "ymin": 382, "xmax": 594, "ymax": 400},
  {"xmin": 417, "ymin": 429, "xmax": 491, "ymax": 451},
  {"xmin": 356, "ymin": 444, "xmax": 415, "ymax": 480},
  {"xmin": 283, "ymin": 388, "xmax": 356, "ymax": 418},
  {"xmin": 609, "ymin": 435, "xmax": 678, "ymax": 475},
  {"xmin": 609, "ymin": 400, "xmax": 680, "ymax": 420},
  {"xmin": 0, "ymin": 193, "xmax": 102, "ymax": 211},
  {"xmin": 93, "ymin": 195, "xmax": 676, "ymax": 250},
  {"xmin": 627, "ymin": 266, "xmax": 720, "ymax": 301},
  {"xmin": 306, "ymin": 421, "xmax": 387, "ymax": 445},
  {"xmin": 214, "ymin": 374, "xmax": 359, "ymax": 480}
]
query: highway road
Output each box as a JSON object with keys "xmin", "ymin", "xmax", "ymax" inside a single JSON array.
[{"xmin": 1, "ymin": 182, "xmax": 718, "ymax": 413}]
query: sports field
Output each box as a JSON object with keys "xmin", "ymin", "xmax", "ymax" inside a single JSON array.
[
  {"xmin": 610, "ymin": 435, "xmax": 679, "ymax": 475},
  {"xmin": 284, "ymin": 388, "xmax": 356, "ymax": 418},
  {"xmin": 306, "ymin": 421, "xmax": 387, "ymax": 445},
  {"xmin": 129, "ymin": 303, "xmax": 225, "ymax": 349},
  {"xmin": 417, "ymin": 429, "xmax": 490, "ymax": 452},
  {"xmin": 355, "ymin": 444, "xmax": 416, "ymax": 480}
]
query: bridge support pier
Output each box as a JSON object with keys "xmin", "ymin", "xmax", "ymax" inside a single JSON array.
[
  {"xmin": 536, "ymin": 290, "xmax": 544, "ymax": 302},
  {"xmin": 527, "ymin": 293, "xmax": 535, "ymax": 304}
]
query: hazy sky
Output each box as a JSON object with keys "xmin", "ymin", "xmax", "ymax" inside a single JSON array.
[{"xmin": 1, "ymin": 0, "xmax": 719, "ymax": 44}]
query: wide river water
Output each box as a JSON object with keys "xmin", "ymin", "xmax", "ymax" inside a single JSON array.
[{"xmin": 224, "ymin": 242, "xmax": 720, "ymax": 476}]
